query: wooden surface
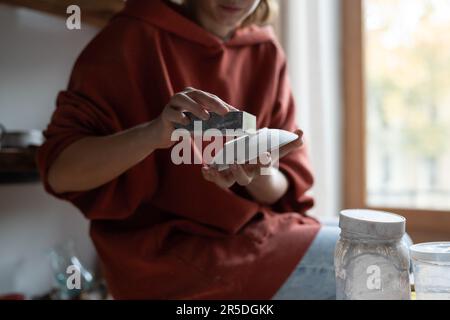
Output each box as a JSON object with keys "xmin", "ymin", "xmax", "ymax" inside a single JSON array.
[
  {"xmin": 341, "ymin": 0, "xmax": 450, "ymax": 242},
  {"xmin": 0, "ymin": 0, "xmax": 125, "ymax": 27}
]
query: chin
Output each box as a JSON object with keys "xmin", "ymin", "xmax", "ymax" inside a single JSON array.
[
  {"xmin": 214, "ymin": 13, "xmax": 245, "ymax": 29},
  {"xmin": 221, "ymin": 18, "xmax": 242, "ymax": 29}
]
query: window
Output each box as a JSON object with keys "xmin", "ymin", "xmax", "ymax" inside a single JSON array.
[
  {"xmin": 365, "ymin": 0, "xmax": 450, "ymax": 210},
  {"xmin": 342, "ymin": 0, "xmax": 450, "ymax": 241}
]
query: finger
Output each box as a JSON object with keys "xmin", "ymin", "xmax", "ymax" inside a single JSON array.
[
  {"xmin": 242, "ymin": 164, "xmax": 258, "ymax": 179},
  {"xmin": 259, "ymin": 152, "xmax": 272, "ymax": 167},
  {"xmin": 223, "ymin": 103, "xmax": 239, "ymax": 111},
  {"xmin": 205, "ymin": 93, "xmax": 239, "ymax": 111},
  {"xmin": 170, "ymin": 93, "xmax": 210, "ymax": 120},
  {"xmin": 243, "ymin": 152, "xmax": 272, "ymax": 171},
  {"xmin": 183, "ymin": 87, "xmax": 239, "ymax": 112},
  {"xmin": 277, "ymin": 130, "xmax": 304, "ymax": 159},
  {"xmin": 201, "ymin": 166, "xmax": 215, "ymax": 182},
  {"xmin": 210, "ymin": 166, "xmax": 236, "ymax": 187},
  {"xmin": 253, "ymin": 152, "xmax": 272, "ymax": 168},
  {"xmin": 163, "ymin": 106, "xmax": 191, "ymax": 125},
  {"xmin": 202, "ymin": 166, "xmax": 235, "ymax": 189},
  {"xmin": 185, "ymin": 89, "xmax": 231, "ymax": 115},
  {"xmin": 230, "ymin": 164, "xmax": 253, "ymax": 186},
  {"xmin": 217, "ymin": 169, "xmax": 236, "ymax": 189}
]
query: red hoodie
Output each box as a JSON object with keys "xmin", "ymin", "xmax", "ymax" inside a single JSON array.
[{"xmin": 37, "ymin": 0, "xmax": 320, "ymax": 299}]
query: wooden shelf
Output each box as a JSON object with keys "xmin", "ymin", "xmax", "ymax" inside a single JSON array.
[{"xmin": 0, "ymin": 0, "xmax": 125, "ymax": 27}]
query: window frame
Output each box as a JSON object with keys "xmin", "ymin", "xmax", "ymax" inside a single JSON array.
[{"xmin": 341, "ymin": 0, "xmax": 450, "ymax": 242}]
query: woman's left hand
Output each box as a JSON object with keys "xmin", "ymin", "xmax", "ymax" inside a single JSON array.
[
  {"xmin": 201, "ymin": 129, "xmax": 304, "ymax": 205},
  {"xmin": 201, "ymin": 153, "xmax": 273, "ymax": 190}
]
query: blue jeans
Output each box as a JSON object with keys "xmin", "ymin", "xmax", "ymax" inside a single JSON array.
[
  {"xmin": 272, "ymin": 222, "xmax": 340, "ymax": 300},
  {"xmin": 272, "ymin": 221, "xmax": 413, "ymax": 300}
]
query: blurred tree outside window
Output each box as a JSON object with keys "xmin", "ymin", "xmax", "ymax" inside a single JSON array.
[{"xmin": 365, "ymin": 0, "xmax": 450, "ymax": 210}]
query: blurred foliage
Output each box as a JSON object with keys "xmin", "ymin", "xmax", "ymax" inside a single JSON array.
[{"xmin": 365, "ymin": 0, "xmax": 450, "ymax": 158}]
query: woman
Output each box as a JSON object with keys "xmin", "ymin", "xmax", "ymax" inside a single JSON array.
[{"xmin": 38, "ymin": 0, "xmax": 337, "ymax": 299}]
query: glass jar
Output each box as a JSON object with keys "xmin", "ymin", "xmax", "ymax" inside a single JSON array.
[
  {"xmin": 334, "ymin": 209, "xmax": 411, "ymax": 300},
  {"xmin": 49, "ymin": 241, "xmax": 94, "ymax": 300},
  {"xmin": 410, "ymin": 242, "xmax": 450, "ymax": 300}
]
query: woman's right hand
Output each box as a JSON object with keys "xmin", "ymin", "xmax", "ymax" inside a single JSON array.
[
  {"xmin": 47, "ymin": 87, "xmax": 236, "ymax": 193},
  {"xmin": 152, "ymin": 87, "xmax": 237, "ymax": 149}
]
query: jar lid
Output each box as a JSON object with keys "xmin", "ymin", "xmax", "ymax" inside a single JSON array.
[
  {"xmin": 410, "ymin": 242, "xmax": 450, "ymax": 263},
  {"xmin": 339, "ymin": 209, "xmax": 406, "ymax": 240}
]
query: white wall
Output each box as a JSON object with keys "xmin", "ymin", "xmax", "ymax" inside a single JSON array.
[
  {"xmin": 280, "ymin": 0, "xmax": 343, "ymax": 219},
  {"xmin": 0, "ymin": 4, "xmax": 99, "ymax": 297}
]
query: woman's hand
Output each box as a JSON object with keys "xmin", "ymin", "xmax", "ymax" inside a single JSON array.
[
  {"xmin": 201, "ymin": 152, "xmax": 273, "ymax": 190},
  {"xmin": 152, "ymin": 87, "xmax": 236, "ymax": 149},
  {"xmin": 201, "ymin": 129, "xmax": 304, "ymax": 205},
  {"xmin": 47, "ymin": 87, "xmax": 236, "ymax": 194}
]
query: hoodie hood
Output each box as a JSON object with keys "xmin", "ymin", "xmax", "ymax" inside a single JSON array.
[{"xmin": 120, "ymin": 0, "xmax": 276, "ymax": 48}]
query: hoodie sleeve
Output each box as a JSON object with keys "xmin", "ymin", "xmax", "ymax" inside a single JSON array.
[
  {"xmin": 269, "ymin": 61, "xmax": 315, "ymax": 214},
  {"xmin": 37, "ymin": 20, "xmax": 160, "ymax": 221}
]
